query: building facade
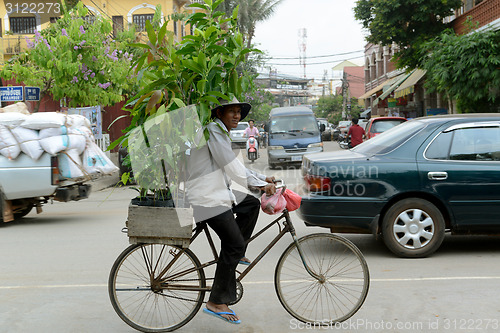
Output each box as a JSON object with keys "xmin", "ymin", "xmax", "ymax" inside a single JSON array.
[
  {"xmin": 360, "ymin": 0, "xmax": 500, "ymax": 118},
  {"xmin": 0, "ymin": 0, "xmax": 203, "ymax": 144}
]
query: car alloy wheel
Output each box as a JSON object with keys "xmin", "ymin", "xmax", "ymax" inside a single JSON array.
[{"xmin": 382, "ymin": 198, "xmax": 445, "ymax": 258}]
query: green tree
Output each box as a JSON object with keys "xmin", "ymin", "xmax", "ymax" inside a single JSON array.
[
  {"xmin": 421, "ymin": 27, "xmax": 500, "ymax": 113},
  {"xmin": 354, "ymin": 0, "xmax": 461, "ymax": 69},
  {"xmin": 242, "ymin": 86, "xmax": 274, "ymax": 122},
  {"xmin": 316, "ymin": 95, "xmax": 362, "ymax": 122},
  {"xmin": 316, "ymin": 95, "xmax": 343, "ymax": 119},
  {"xmin": 1, "ymin": 2, "xmax": 137, "ymax": 111},
  {"xmin": 113, "ymin": 0, "xmax": 262, "ymax": 192}
]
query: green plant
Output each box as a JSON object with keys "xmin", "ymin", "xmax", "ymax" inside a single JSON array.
[
  {"xmin": 110, "ymin": 0, "xmax": 259, "ymax": 198},
  {"xmin": 0, "ymin": 2, "xmax": 137, "ymax": 111}
]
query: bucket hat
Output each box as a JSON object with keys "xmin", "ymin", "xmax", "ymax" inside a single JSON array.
[{"xmin": 211, "ymin": 97, "xmax": 251, "ymax": 121}]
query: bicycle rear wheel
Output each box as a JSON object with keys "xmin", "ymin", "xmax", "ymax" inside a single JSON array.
[
  {"xmin": 109, "ymin": 244, "xmax": 206, "ymax": 332},
  {"xmin": 275, "ymin": 233, "xmax": 369, "ymax": 324}
]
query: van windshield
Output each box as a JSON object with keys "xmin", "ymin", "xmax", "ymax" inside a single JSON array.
[{"xmin": 270, "ymin": 115, "xmax": 319, "ymax": 134}]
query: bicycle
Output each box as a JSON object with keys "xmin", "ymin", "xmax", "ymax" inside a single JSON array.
[{"xmin": 108, "ymin": 182, "xmax": 370, "ymax": 332}]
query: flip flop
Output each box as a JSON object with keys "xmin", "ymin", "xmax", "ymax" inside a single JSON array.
[
  {"xmin": 203, "ymin": 308, "xmax": 241, "ymax": 324},
  {"xmin": 239, "ymin": 257, "xmax": 251, "ymax": 265}
]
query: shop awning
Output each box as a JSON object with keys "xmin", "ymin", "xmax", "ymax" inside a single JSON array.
[
  {"xmin": 360, "ymin": 108, "xmax": 371, "ymax": 118},
  {"xmin": 372, "ymin": 72, "xmax": 413, "ymax": 107},
  {"xmin": 358, "ymin": 79, "xmax": 392, "ymax": 100},
  {"xmin": 394, "ymin": 69, "xmax": 426, "ymax": 98}
]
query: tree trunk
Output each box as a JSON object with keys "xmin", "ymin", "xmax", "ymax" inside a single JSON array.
[{"xmin": 245, "ymin": 27, "xmax": 255, "ymax": 59}]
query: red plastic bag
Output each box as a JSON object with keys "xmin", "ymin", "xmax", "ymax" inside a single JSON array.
[
  {"xmin": 283, "ymin": 189, "xmax": 302, "ymax": 211},
  {"xmin": 260, "ymin": 188, "xmax": 287, "ymax": 215}
]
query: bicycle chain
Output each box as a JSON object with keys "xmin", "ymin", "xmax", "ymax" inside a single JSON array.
[{"xmin": 155, "ymin": 278, "xmax": 214, "ymax": 304}]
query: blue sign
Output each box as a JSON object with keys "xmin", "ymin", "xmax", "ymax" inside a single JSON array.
[
  {"xmin": 25, "ymin": 87, "xmax": 41, "ymax": 101},
  {"xmin": 0, "ymin": 86, "xmax": 23, "ymax": 102}
]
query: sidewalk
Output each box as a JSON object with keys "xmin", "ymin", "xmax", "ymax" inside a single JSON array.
[{"xmin": 88, "ymin": 152, "xmax": 121, "ymax": 192}]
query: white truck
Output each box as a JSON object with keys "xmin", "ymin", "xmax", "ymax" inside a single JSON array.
[
  {"xmin": 0, "ymin": 107, "xmax": 117, "ymax": 223},
  {"xmin": 0, "ymin": 152, "xmax": 91, "ymax": 222}
]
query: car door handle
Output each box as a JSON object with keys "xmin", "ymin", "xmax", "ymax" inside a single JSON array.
[{"xmin": 428, "ymin": 172, "xmax": 448, "ymax": 180}]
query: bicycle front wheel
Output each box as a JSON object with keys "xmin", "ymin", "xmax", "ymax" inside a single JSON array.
[
  {"xmin": 109, "ymin": 244, "xmax": 206, "ymax": 332},
  {"xmin": 275, "ymin": 233, "xmax": 369, "ymax": 324}
]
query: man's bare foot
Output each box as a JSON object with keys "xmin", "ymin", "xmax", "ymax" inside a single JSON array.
[{"xmin": 206, "ymin": 301, "xmax": 240, "ymax": 323}]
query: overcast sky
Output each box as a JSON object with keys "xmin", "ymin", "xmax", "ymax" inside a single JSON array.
[{"xmin": 253, "ymin": 0, "xmax": 368, "ymax": 80}]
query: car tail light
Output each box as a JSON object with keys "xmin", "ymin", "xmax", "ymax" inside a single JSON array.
[
  {"xmin": 304, "ymin": 174, "xmax": 330, "ymax": 192},
  {"xmin": 51, "ymin": 156, "xmax": 60, "ymax": 185}
]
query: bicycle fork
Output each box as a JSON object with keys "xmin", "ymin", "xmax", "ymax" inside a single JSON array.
[{"xmin": 284, "ymin": 211, "xmax": 326, "ymax": 283}]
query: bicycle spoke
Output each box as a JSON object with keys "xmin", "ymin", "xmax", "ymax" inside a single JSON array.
[
  {"xmin": 109, "ymin": 244, "xmax": 206, "ymax": 332},
  {"xmin": 275, "ymin": 234, "xmax": 369, "ymax": 324}
]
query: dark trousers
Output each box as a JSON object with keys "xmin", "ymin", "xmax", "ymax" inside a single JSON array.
[{"xmin": 193, "ymin": 192, "xmax": 260, "ymax": 304}]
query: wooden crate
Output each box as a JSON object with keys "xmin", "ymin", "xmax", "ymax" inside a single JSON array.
[{"xmin": 127, "ymin": 204, "xmax": 193, "ymax": 248}]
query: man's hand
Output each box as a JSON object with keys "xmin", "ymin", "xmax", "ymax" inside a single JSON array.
[
  {"xmin": 263, "ymin": 183, "xmax": 276, "ymax": 196},
  {"xmin": 265, "ymin": 176, "xmax": 276, "ymax": 183}
]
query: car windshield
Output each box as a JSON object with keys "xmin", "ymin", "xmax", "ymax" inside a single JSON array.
[
  {"xmin": 371, "ymin": 119, "xmax": 406, "ymax": 133},
  {"xmin": 270, "ymin": 115, "xmax": 319, "ymax": 134},
  {"xmin": 353, "ymin": 120, "xmax": 426, "ymax": 155},
  {"xmin": 235, "ymin": 123, "xmax": 248, "ymax": 131},
  {"xmin": 338, "ymin": 121, "xmax": 351, "ymax": 127}
]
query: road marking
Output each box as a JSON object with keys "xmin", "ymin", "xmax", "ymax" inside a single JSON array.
[{"xmin": 2, "ymin": 276, "xmax": 500, "ymax": 290}]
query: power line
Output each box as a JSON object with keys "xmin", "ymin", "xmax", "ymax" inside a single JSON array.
[
  {"xmin": 268, "ymin": 50, "xmax": 364, "ymax": 60},
  {"xmin": 266, "ymin": 55, "xmax": 364, "ymax": 66}
]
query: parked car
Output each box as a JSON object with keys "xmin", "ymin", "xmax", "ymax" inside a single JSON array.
[
  {"xmin": 358, "ymin": 119, "xmax": 369, "ymax": 131},
  {"xmin": 298, "ymin": 114, "xmax": 500, "ymax": 258},
  {"xmin": 337, "ymin": 121, "xmax": 351, "ymax": 135},
  {"xmin": 230, "ymin": 121, "xmax": 249, "ymax": 148},
  {"xmin": 365, "ymin": 116, "xmax": 406, "ymax": 139}
]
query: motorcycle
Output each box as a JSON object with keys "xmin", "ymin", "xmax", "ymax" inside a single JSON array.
[
  {"xmin": 338, "ymin": 133, "xmax": 352, "ymax": 149},
  {"xmin": 246, "ymin": 135, "xmax": 258, "ymax": 163}
]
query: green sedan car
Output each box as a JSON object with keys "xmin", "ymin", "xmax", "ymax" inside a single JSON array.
[{"xmin": 298, "ymin": 114, "xmax": 500, "ymax": 258}]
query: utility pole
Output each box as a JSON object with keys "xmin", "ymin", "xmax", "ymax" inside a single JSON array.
[
  {"xmin": 298, "ymin": 28, "xmax": 307, "ymax": 79},
  {"xmin": 322, "ymin": 70, "xmax": 328, "ymax": 96},
  {"xmin": 342, "ymin": 71, "xmax": 348, "ymax": 119}
]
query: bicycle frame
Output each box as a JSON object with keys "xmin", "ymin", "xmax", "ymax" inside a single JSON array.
[{"xmin": 157, "ymin": 207, "xmax": 322, "ymax": 292}]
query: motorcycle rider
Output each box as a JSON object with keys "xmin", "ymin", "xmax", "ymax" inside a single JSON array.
[
  {"xmin": 347, "ymin": 118, "xmax": 366, "ymax": 147},
  {"xmin": 244, "ymin": 119, "xmax": 260, "ymax": 158}
]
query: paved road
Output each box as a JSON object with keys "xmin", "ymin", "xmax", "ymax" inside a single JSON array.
[{"xmin": 1, "ymin": 141, "xmax": 500, "ymax": 332}]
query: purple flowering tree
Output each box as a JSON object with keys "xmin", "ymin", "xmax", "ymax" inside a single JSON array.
[{"xmin": 0, "ymin": 2, "xmax": 137, "ymax": 111}]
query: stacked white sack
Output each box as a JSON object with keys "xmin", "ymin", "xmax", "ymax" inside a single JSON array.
[
  {"xmin": 39, "ymin": 126, "xmax": 86, "ymax": 155},
  {"xmin": 0, "ymin": 111, "xmax": 118, "ymax": 178},
  {"xmin": 59, "ymin": 149, "xmax": 85, "ymax": 179},
  {"xmin": 0, "ymin": 113, "xmax": 28, "ymax": 159},
  {"xmin": 10, "ymin": 127, "xmax": 44, "ymax": 160},
  {"xmin": 0, "ymin": 125, "xmax": 21, "ymax": 159},
  {"xmin": 0, "ymin": 102, "xmax": 30, "ymax": 115},
  {"xmin": 20, "ymin": 112, "xmax": 66, "ymax": 130}
]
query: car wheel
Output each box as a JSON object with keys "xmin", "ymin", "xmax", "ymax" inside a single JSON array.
[{"xmin": 382, "ymin": 198, "xmax": 445, "ymax": 258}]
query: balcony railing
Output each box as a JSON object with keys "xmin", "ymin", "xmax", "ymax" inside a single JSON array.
[
  {"xmin": 1, "ymin": 36, "xmax": 31, "ymax": 55},
  {"xmin": 453, "ymin": 0, "xmax": 499, "ymax": 34}
]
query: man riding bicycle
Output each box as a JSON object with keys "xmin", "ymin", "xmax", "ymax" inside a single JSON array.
[{"xmin": 185, "ymin": 97, "xmax": 276, "ymax": 324}]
